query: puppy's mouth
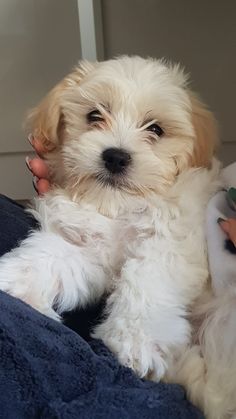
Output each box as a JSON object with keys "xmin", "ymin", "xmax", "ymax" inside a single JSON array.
[{"xmin": 95, "ymin": 171, "xmax": 130, "ymax": 189}]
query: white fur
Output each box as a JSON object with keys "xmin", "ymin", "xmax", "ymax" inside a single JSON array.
[
  {"xmin": 0, "ymin": 56, "xmax": 234, "ymax": 418},
  {"xmin": 171, "ymin": 292, "xmax": 236, "ymax": 419}
]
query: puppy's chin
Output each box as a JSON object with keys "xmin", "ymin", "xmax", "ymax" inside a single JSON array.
[
  {"xmin": 64, "ymin": 172, "xmax": 144, "ymax": 218},
  {"xmin": 95, "ymin": 172, "xmax": 132, "ymax": 190},
  {"xmin": 64, "ymin": 167, "xmax": 175, "ymax": 219}
]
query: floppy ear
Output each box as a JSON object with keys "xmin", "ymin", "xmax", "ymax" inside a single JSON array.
[
  {"xmin": 189, "ymin": 93, "xmax": 219, "ymax": 168},
  {"xmin": 27, "ymin": 61, "xmax": 95, "ymax": 152},
  {"xmin": 27, "ymin": 80, "xmax": 67, "ymax": 152}
]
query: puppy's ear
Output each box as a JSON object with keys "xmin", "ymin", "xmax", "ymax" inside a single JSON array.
[
  {"xmin": 189, "ymin": 93, "xmax": 219, "ymax": 168},
  {"xmin": 27, "ymin": 80, "xmax": 67, "ymax": 152},
  {"xmin": 27, "ymin": 61, "xmax": 95, "ymax": 152}
]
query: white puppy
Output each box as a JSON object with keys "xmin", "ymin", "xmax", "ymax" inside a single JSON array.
[{"xmin": 0, "ymin": 56, "xmax": 234, "ymax": 418}]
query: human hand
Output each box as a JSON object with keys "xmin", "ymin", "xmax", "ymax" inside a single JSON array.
[
  {"xmin": 218, "ymin": 218, "xmax": 236, "ymax": 248},
  {"xmin": 25, "ymin": 135, "xmax": 51, "ymax": 195},
  {"xmin": 218, "ymin": 188, "xmax": 236, "ymax": 248}
]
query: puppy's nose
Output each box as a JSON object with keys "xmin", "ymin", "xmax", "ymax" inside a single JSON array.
[{"xmin": 102, "ymin": 148, "xmax": 131, "ymax": 174}]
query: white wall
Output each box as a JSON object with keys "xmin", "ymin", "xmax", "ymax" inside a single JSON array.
[
  {"xmin": 101, "ymin": 0, "xmax": 236, "ymax": 165},
  {"xmin": 1, "ymin": 0, "xmax": 235, "ymax": 199},
  {"xmin": 0, "ymin": 0, "xmax": 81, "ymax": 199}
]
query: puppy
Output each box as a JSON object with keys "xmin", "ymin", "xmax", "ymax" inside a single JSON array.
[{"xmin": 0, "ymin": 56, "xmax": 234, "ymax": 418}]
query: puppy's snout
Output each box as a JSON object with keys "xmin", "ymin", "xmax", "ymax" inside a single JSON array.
[{"xmin": 102, "ymin": 148, "xmax": 131, "ymax": 174}]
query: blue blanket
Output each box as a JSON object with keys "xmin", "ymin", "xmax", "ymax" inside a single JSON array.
[{"xmin": 0, "ymin": 290, "xmax": 203, "ymax": 419}]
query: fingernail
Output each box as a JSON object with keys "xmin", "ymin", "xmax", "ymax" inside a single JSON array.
[
  {"xmin": 228, "ymin": 188, "xmax": 236, "ymax": 203},
  {"xmin": 217, "ymin": 217, "xmax": 226, "ymax": 224},
  {"xmin": 32, "ymin": 176, "xmax": 39, "ymax": 192},
  {"xmin": 27, "ymin": 133, "xmax": 35, "ymax": 146},
  {"xmin": 25, "ymin": 156, "xmax": 32, "ymax": 171}
]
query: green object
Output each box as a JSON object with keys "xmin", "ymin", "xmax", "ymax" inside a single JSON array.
[
  {"xmin": 227, "ymin": 188, "xmax": 236, "ymax": 211},
  {"xmin": 228, "ymin": 187, "xmax": 236, "ymax": 202}
]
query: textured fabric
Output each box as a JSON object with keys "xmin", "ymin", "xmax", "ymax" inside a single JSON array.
[
  {"xmin": 0, "ymin": 291, "xmax": 203, "ymax": 419},
  {"xmin": 0, "ymin": 195, "xmax": 38, "ymax": 257},
  {"xmin": 0, "ymin": 195, "xmax": 203, "ymax": 418},
  {"xmin": 206, "ymin": 162, "xmax": 236, "ymax": 295},
  {"xmin": 0, "ymin": 195, "xmax": 103, "ymax": 340}
]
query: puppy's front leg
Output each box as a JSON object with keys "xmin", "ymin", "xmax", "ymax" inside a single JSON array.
[
  {"xmin": 0, "ymin": 230, "xmax": 109, "ymax": 320},
  {"xmin": 93, "ymin": 257, "xmax": 191, "ymax": 380}
]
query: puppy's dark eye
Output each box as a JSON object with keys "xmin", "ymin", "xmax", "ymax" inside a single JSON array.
[
  {"xmin": 146, "ymin": 123, "xmax": 164, "ymax": 137},
  {"xmin": 87, "ymin": 109, "xmax": 104, "ymax": 124}
]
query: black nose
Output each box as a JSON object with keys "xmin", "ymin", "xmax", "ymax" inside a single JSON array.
[{"xmin": 102, "ymin": 148, "xmax": 131, "ymax": 174}]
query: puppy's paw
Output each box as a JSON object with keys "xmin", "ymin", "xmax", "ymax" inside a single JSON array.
[
  {"xmin": 0, "ymin": 258, "xmax": 60, "ymax": 321},
  {"xmin": 93, "ymin": 322, "xmax": 167, "ymax": 380},
  {"xmin": 0, "ymin": 261, "xmax": 19, "ymax": 293}
]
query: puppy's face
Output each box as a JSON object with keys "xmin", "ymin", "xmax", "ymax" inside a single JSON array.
[{"xmin": 29, "ymin": 57, "xmax": 218, "ymax": 212}]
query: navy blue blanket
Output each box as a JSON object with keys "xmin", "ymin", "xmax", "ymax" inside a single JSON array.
[
  {"xmin": 0, "ymin": 195, "xmax": 203, "ymax": 418},
  {"xmin": 0, "ymin": 291, "xmax": 203, "ymax": 419}
]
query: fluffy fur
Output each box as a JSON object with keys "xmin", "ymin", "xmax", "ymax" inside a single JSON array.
[{"xmin": 0, "ymin": 56, "xmax": 234, "ymax": 418}]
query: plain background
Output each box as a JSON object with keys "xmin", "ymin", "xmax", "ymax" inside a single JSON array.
[{"xmin": 0, "ymin": 0, "xmax": 235, "ymax": 199}]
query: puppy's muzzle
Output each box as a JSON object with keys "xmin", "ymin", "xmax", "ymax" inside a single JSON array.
[{"xmin": 102, "ymin": 148, "xmax": 131, "ymax": 174}]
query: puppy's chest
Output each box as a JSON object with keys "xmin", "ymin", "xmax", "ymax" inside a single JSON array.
[
  {"xmin": 92, "ymin": 207, "xmax": 206, "ymax": 274},
  {"xmin": 61, "ymin": 204, "xmax": 152, "ymax": 267},
  {"xmin": 88, "ymin": 210, "xmax": 156, "ymax": 268},
  {"xmin": 59, "ymin": 198, "xmax": 205, "ymax": 273}
]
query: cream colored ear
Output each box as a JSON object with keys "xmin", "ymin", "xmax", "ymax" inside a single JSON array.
[
  {"xmin": 27, "ymin": 61, "xmax": 95, "ymax": 152},
  {"xmin": 189, "ymin": 93, "xmax": 219, "ymax": 168},
  {"xmin": 27, "ymin": 80, "xmax": 66, "ymax": 151}
]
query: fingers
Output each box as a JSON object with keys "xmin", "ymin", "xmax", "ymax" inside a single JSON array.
[
  {"xmin": 26, "ymin": 156, "xmax": 49, "ymax": 179},
  {"xmin": 218, "ymin": 219, "xmax": 230, "ymax": 234},
  {"xmin": 218, "ymin": 218, "xmax": 236, "ymax": 246},
  {"xmin": 225, "ymin": 219, "xmax": 236, "ymax": 245},
  {"xmin": 26, "ymin": 134, "xmax": 51, "ymax": 195},
  {"xmin": 37, "ymin": 178, "xmax": 51, "ymax": 195},
  {"xmin": 33, "ymin": 177, "xmax": 51, "ymax": 195},
  {"xmin": 28, "ymin": 134, "xmax": 48, "ymax": 157}
]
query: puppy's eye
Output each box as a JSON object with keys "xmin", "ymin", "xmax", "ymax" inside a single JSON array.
[
  {"xmin": 87, "ymin": 109, "xmax": 104, "ymax": 124},
  {"xmin": 146, "ymin": 123, "xmax": 164, "ymax": 137}
]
